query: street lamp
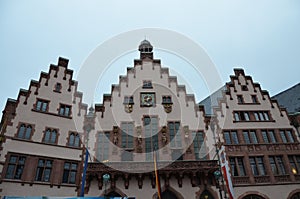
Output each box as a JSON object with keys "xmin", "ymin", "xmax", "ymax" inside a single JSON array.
[{"xmin": 103, "ymin": 173, "xmax": 110, "ymax": 198}]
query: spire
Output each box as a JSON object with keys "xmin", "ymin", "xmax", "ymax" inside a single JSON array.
[{"xmin": 138, "ymin": 39, "xmax": 153, "ymax": 60}]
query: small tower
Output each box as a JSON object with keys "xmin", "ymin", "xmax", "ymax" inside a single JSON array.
[{"xmin": 138, "ymin": 39, "xmax": 153, "ymax": 60}]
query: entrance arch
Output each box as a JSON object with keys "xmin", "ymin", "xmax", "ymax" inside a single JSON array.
[
  {"xmin": 161, "ymin": 189, "xmax": 178, "ymax": 199},
  {"xmin": 101, "ymin": 187, "xmax": 127, "ymax": 197},
  {"xmin": 199, "ymin": 190, "xmax": 215, "ymax": 199}
]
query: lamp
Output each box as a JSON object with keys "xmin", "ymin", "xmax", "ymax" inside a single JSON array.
[{"xmin": 103, "ymin": 173, "xmax": 110, "ymax": 198}]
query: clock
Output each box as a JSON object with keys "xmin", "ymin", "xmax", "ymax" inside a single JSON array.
[{"xmin": 140, "ymin": 93, "xmax": 155, "ymax": 107}]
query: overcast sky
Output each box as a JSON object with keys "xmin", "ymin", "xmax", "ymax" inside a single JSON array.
[{"xmin": 1, "ymin": 0, "xmax": 300, "ymax": 112}]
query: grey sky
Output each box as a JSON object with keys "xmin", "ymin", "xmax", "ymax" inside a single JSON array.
[{"xmin": 1, "ymin": 0, "xmax": 299, "ymax": 112}]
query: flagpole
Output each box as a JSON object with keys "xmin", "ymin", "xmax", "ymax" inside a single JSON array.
[
  {"xmin": 80, "ymin": 148, "xmax": 89, "ymax": 197},
  {"xmin": 154, "ymin": 146, "xmax": 161, "ymax": 199}
]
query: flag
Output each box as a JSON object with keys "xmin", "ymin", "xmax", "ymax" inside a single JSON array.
[
  {"xmin": 80, "ymin": 148, "xmax": 89, "ymax": 197},
  {"xmin": 154, "ymin": 151, "xmax": 161, "ymax": 199},
  {"xmin": 219, "ymin": 145, "xmax": 235, "ymax": 199}
]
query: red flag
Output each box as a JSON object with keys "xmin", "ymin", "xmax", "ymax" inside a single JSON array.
[
  {"xmin": 154, "ymin": 151, "xmax": 161, "ymax": 199},
  {"xmin": 219, "ymin": 145, "xmax": 235, "ymax": 199}
]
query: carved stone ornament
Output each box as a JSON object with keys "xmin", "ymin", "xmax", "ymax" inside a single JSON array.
[
  {"xmin": 124, "ymin": 104, "xmax": 133, "ymax": 113},
  {"xmin": 136, "ymin": 126, "xmax": 142, "ymax": 144},
  {"xmin": 183, "ymin": 126, "xmax": 189, "ymax": 139},
  {"xmin": 163, "ymin": 103, "xmax": 172, "ymax": 113},
  {"xmin": 113, "ymin": 126, "xmax": 119, "ymax": 145}
]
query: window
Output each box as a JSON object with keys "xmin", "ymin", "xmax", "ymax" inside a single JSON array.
[
  {"xmin": 229, "ymin": 157, "xmax": 246, "ymax": 176},
  {"xmin": 251, "ymin": 95, "xmax": 258, "ymax": 103},
  {"xmin": 237, "ymin": 95, "xmax": 244, "ymax": 103},
  {"xmin": 289, "ymin": 155, "xmax": 300, "ymax": 174},
  {"xmin": 280, "ymin": 130, "xmax": 295, "ymax": 143},
  {"xmin": 268, "ymin": 130, "xmax": 277, "ymax": 143},
  {"xmin": 62, "ymin": 162, "xmax": 77, "ymax": 184},
  {"xmin": 234, "ymin": 112, "xmax": 240, "ymax": 121},
  {"xmin": 68, "ymin": 132, "xmax": 80, "ymax": 147},
  {"xmin": 241, "ymin": 85, "xmax": 248, "ymax": 91},
  {"xmin": 223, "ymin": 131, "xmax": 239, "ymax": 144},
  {"xmin": 269, "ymin": 156, "xmax": 286, "ymax": 175},
  {"xmin": 280, "ymin": 131, "xmax": 288, "ymax": 143},
  {"xmin": 43, "ymin": 128, "xmax": 58, "ymax": 144},
  {"xmin": 262, "ymin": 130, "xmax": 277, "ymax": 143},
  {"xmin": 96, "ymin": 132, "xmax": 110, "ymax": 162},
  {"xmin": 286, "ymin": 130, "xmax": 295, "ymax": 143},
  {"xmin": 224, "ymin": 132, "xmax": 231, "ymax": 144},
  {"xmin": 17, "ymin": 123, "xmax": 32, "ymax": 139},
  {"xmin": 162, "ymin": 96, "xmax": 172, "ymax": 104},
  {"xmin": 261, "ymin": 131, "xmax": 269, "ymax": 143},
  {"xmin": 144, "ymin": 116, "xmax": 159, "ymax": 161},
  {"xmin": 249, "ymin": 157, "xmax": 266, "ymax": 176},
  {"xmin": 231, "ymin": 131, "xmax": 239, "ymax": 144},
  {"xmin": 5, "ymin": 155, "xmax": 26, "ymax": 179},
  {"xmin": 254, "ymin": 111, "xmax": 270, "ymax": 121},
  {"xmin": 121, "ymin": 122, "xmax": 134, "ymax": 149},
  {"xmin": 168, "ymin": 122, "xmax": 182, "ymax": 148},
  {"xmin": 192, "ymin": 131, "xmax": 205, "ymax": 160},
  {"xmin": 54, "ymin": 83, "xmax": 62, "ymax": 92},
  {"xmin": 35, "ymin": 99, "xmax": 49, "ymax": 112},
  {"xmin": 234, "ymin": 111, "xmax": 250, "ymax": 122},
  {"xmin": 244, "ymin": 112, "xmax": 250, "ymax": 121},
  {"xmin": 59, "ymin": 104, "xmax": 71, "ymax": 117},
  {"xmin": 123, "ymin": 96, "xmax": 134, "ymax": 104},
  {"xmin": 243, "ymin": 131, "xmax": 251, "ymax": 144},
  {"xmin": 143, "ymin": 80, "xmax": 152, "ymax": 88},
  {"xmin": 35, "ymin": 159, "xmax": 53, "ymax": 182},
  {"xmin": 249, "ymin": 131, "xmax": 258, "ymax": 143}
]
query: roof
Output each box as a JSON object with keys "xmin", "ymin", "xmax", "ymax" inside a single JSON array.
[
  {"xmin": 272, "ymin": 83, "xmax": 300, "ymax": 114},
  {"xmin": 199, "ymin": 86, "xmax": 226, "ymax": 115}
]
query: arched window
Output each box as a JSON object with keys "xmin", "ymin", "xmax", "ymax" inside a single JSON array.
[
  {"xmin": 44, "ymin": 128, "xmax": 58, "ymax": 144},
  {"xmin": 25, "ymin": 125, "xmax": 32, "ymax": 139},
  {"xmin": 242, "ymin": 194, "xmax": 264, "ymax": 199},
  {"xmin": 17, "ymin": 124, "xmax": 32, "ymax": 140},
  {"xmin": 17, "ymin": 124, "xmax": 26, "ymax": 138},
  {"xmin": 291, "ymin": 192, "xmax": 300, "ymax": 199},
  {"xmin": 68, "ymin": 132, "xmax": 80, "ymax": 147}
]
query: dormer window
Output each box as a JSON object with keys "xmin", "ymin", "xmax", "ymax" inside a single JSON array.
[
  {"xmin": 36, "ymin": 99, "xmax": 49, "ymax": 112},
  {"xmin": 143, "ymin": 80, "xmax": 153, "ymax": 89},
  {"xmin": 59, "ymin": 104, "xmax": 71, "ymax": 117},
  {"xmin": 123, "ymin": 96, "xmax": 134, "ymax": 104},
  {"xmin": 162, "ymin": 96, "xmax": 172, "ymax": 104},
  {"xmin": 237, "ymin": 95, "xmax": 244, "ymax": 104},
  {"xmin": 54, "ymin": 83, "xmax": 62, "ymax": 92},
  {"xmin": 252, "ymin": 95, "xmax": 258, "ymax": 104},
  {"xmin": 241, "ymin": 85, "xmax": 248, "ymax": 91}
]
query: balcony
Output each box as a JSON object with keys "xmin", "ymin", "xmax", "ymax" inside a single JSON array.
[
  {"xmin": 254, "ymin": 175, "xmax": 270, "ymax": 183},
  {"xmin": 233, "ymin": 176, "xmax": 250, "ymax": 185}
]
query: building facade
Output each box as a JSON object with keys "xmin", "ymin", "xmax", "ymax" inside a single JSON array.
[{"xmin": 0, "ymin": 40, "xmax": 300, "ymax": 199}]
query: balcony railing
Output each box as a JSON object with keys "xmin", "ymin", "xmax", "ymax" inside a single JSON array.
[{"xmin": 254, "ymin": 175, "xmax": 270, "ymax": 183}]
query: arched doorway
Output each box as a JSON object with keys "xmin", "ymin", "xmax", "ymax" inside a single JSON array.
[
  {"xmin": 199, "ymin": 190, "xmax": 215, "ymax": 199},
  {"xmin": 105, "ymin": 190, "xmax": 122, "ymax": 197},
  {"xmin": 242, "ymin": 195, "xmax": 265, "ymax": 199},
  {"xmin": 290, "ymin": 192, "xmax": 300, "ymax": 199},
  {"xmin": 161, "ymin": 189, "xmax": 178, "ymax": 199}
]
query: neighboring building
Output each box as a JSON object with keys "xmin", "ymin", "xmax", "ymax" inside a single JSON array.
[
  {"xmin": 202, "ymin": 69, "xmax": 300, "ymax": 199},
  {"xmin": 0, "ymin": 58, "xmax": 87, "ymax": 196},
  {"xmin": 0, "ymin": 40, "xmax": 300, "ymax": 199},
  {"xmin": 272, "ymin": 83, "xmax": 300, "ymax": 141}
]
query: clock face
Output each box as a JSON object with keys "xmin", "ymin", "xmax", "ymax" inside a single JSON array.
[{"xmin": 141, "ymin": 93, "xmax": 155, "ymax": 107}]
